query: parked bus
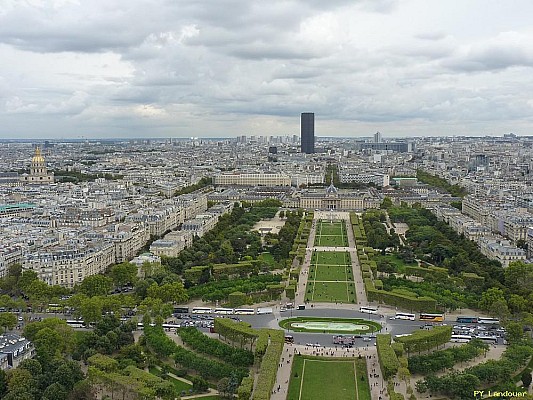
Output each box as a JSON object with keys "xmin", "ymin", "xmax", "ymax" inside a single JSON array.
[
  {"xmin": 47, "ymin": 303, "xmax": 63, "ymax": 313},
  {"xmin": 65, "ymin": 320, "xmax": 85, "ymax": 328},
  {"xmin": 450, "ymin": 334, "xmax": 472, "ymax": 343},
  {"xmin": 395, "ymin": 312, "xmax": 416, "ymax": 321},
  {"xmin": 456, "ymin": 316, "xmax": 478, "ymax": 323},
  {"xmin": 475, "ymin": 335, "xmax": 498, "ymax": 344},
  {"xmin": 419, "ymin": 313, "xmax": 444, "ymax": 322},
  {"xmin": 333, "ymin": 335, "xmax": 357, "ymax": 345},
  {"xmin": 162, "ymin": 323, "xmax": 181, "ymax": 331},
  {"xmin": 173, "ymin": 306, "xmax": 189, "ymax": 314},
  {"xmin": 478, "ymin": 317, "xmax": 499, "ymax": 325},
  {"xmin": 191, "ymin": 307, "xmax": 212, "ymax": 314},
  {"xmin": 234, "ymin": 308, "xmax": 255, "ymax": 315},
  {"xmin": 213, "ymin": 308, "xmax": 234, "ymax": 315},
  {"xmin": 284, "ymin": 335, "xmax": 294, "ymax": 344},
  {"xmin": 359, "ymin": 306, "xmax": 378, "ymax": 315}
]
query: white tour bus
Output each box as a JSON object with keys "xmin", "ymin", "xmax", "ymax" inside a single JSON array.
[
  {"xmin": 234, "ymin": 308, "xmax": 255, "ymax": 315},
  {"xmin": 359, "ymin": 306, "xmax": 378, "ymax": 315},
  {"xmin": 450, "ymin": 334, "xmax": 472, "ymax": 343},
  {"xmin": 475, "ymin": 335, "xmax": 498, "ymax": 344},
  {"xmin": 191, "ymin": 307, "xmax": 212, "ymax": 314},
  {"xmin": 213, "ymin": 308, "xmax": 234, "ymax": 315},
  {"xmin": 395, "ymin": 312, "xmax": 416, "ymax": 321},
  {"xmin": 477, "ymin": 317, "xmax": 500, "ymax": 325},
  {"xmin": 65, "ymin": 320, "xmax": 85, "ymax": 328}
]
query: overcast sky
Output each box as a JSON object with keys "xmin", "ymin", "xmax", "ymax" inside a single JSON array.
[{"xmin": 1, "ymin": 0, "xmax": 533, "ymax": 139}]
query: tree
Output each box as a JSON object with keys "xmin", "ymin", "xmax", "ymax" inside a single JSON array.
[
  {"xmin": 18, "ymin": 359, "xmax": 42, "ymax": 376},
  {"xmin": 108, "ymin": 263, "xmax": 138, "ymax": 288},
  {"xmin": 480, "ymin": 288, "xmax": 506, "ymax": 312},
  {"xmin": 489, "ymin": 299, "xmax": 509, "ymax": 321},
  {"xmin": 6, "ymin": 368, "xmax": 36, "ymax": 396},
  {"xmin": 53, "ymin": 360, "xmax": 84, "ymax": 390},
  {"xmin": 0, "ymin": 313, "xmax": 17, "ymax": 333},
  {"xmin": 522, "ymin": 371, "xmax": 532, "ymax": 387},
  {"xmin": 17, "ymin": 270, "xmax": 39, "ymax": 292},
  {"xmin": 505, "ymin": 262, "xmax": 533, "ymax": 297},
  {"xmin": 380, "ymin": 197, "xmax": 393, "ymax": 209},
  {"xmin": 0, "ymin": 369, "xmax": 7, "ymax": 398},
  {"xmin": 42, "ymin": 382, "xmax": 67, "ymax": 400},
  {"xmin": 505, "ymin": 322, "xmax": 524, "ymax": 344},
  {"xmin": 34, "ymin": 327, "xmax": 62, "ymax": 365},
  {"xmin": 146, "ymin": 281, "xmax": 188, "ymax": 304},
  {"xmin": 76, "ymin": 275, "xmax": 113, "ymax": 297},
  {"xmin": 78, "ymin": 296, "xmax": 104, "ymax": 325}
]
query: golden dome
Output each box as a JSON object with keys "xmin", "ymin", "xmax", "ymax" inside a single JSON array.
[{"xmin": 32, "ymin": 147, "xmax": 45, "ymax": 163}]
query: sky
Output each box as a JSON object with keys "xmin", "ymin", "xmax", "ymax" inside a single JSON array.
[{"xmin": 1, "ymin": 0, "xmax": 533, "ymax": 139}]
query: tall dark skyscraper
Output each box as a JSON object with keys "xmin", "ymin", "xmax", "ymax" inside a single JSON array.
[{"xmin": 300, "ymin": 112, "xmax": 315, "ymax": 154}]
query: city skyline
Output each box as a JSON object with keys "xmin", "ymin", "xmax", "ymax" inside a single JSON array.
[{"xmin": 2, "ymin": 1, "xmax": 533, "ymax": 139}]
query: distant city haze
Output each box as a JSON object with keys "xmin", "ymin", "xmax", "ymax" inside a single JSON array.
[{"xmin": 1, "ymin": 1, "xmax": 532, "ymax": 139}]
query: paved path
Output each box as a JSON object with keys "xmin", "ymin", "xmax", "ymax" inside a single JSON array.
[
  {"xmin": 271, "ymin": 343, "xmax": 389, "ymax": 400},
  {"xmin": 274, "ymin": 211, "xmax": 389, "ymax": 399},
  {"xmin": 345, "ymin": 216, "xmax": 368, "ymax": 305}
]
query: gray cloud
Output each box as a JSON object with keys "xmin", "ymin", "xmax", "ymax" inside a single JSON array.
[{"xmin": 1, "ymin": 0, "xmax": 533, "ymax": 138}]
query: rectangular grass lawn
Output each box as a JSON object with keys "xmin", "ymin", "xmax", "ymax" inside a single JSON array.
[
  {"xmin": 288, "ymin": 356, "xmax": 358, "ymax": 400},
  {"xmin": 312, "ymin": 264, "xmax": 350, "ymax": 281},
  {"xmin": 314, "ymin": 220, "xmax": 348, "ymax": 247},
  {"xmin": 311, "ymin": 281, "xmax": 355, "ymax": 303},
  {"xmin": 313, "ymin": 251, "xmax": 350, "ymax": 266}
]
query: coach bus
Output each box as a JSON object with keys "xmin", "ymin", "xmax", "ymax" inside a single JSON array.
[
  {"xmin": 191, "ymin": 307, "xmax": 212, "ymax": 314},
  {"xmin": 213, "ymin": 308, "xmax": 234, "ymax": 315},
  {"xmin": 234, "ymin": 308, "xmax": 255, "ymax": 315},
  {"xmin": 284, "ymin": 335, "xmax": 294, "ymax": 344},
  {"xmin": 419, "ymin": 313, "xmax": 444, "ymax": 322},
  {"xmin": 359, "ymin": 306, "xmax": 378, "ymax": 315},
  {"xmin": 395, "ymin": 312, "xmax": 416, "ymax": 321},
  {"xmin": 65, "ymin": 320, "xmax": 85, "ymax": 328},
  {"xmin": 475, "ymin": 335, "xmax": 498, "ymax": 344},
  {"xmin": 450, "ymin": 334, "xmax": 472, "ymax": 343},
  {"xmin": 478, "ymin": 317, "xmax": 499, "ymax": 325},
  {"xmin": 333, "ymin": 335, "xmax": 357, "ymax": 345},
  {"xmin": 173, "ymin": 306, "xmax": 189, "ymax": 314},
  {"xmin": 162, "ymin": 323, "xmax": 181, "ymax": 331},
  {"xmin": 456, "ymin": 316, "xmax": 478, "ymax": 324}
]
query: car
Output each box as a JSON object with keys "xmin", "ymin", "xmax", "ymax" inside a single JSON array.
[
  {"xmin": 18, "ymin": 316, "xmax": 23, "ymax": 322},
  {"xmin": 389, "ymin": 317, "xmax": 396, "ymax": 320},
  {"xmin": 363, "ymin": 337, "xmax": 372, "ymax": 342}
]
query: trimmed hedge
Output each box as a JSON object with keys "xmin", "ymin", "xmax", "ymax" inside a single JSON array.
[
  {"xmin": 178, "ymin": 326, "xmax": 254, "ymax": 367},
  {"xmin": 394, "ymin": 325, "xmax": 452, "ymax": 354},
  {"xmin": 377, "ymin": 334, "xmax": 400, "ymax": 379},
  {"xmin": 214, "ymin": 318, "xmax": 258, "ymax": 350},
  {"xmin": 212, "ymin": 262, "xmax": 253, "ymax": 278},
  {"xmin": 252, "ymin": 330, "xmax": 284, "ymax": 400},
  {"xmin": 237, "ymin": 373, "xmax": 254, "ymax": 399}
]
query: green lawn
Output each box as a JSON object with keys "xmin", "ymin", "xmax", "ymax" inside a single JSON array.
[
  {"xmin": 314, "ymin": 220, "xmax": 348, "ymax": 247},
  {"xmin": 311, "ymin": 265, "xmax": 351, "ymax": 281},
  {"xmin": 308, "ymin": 251, "xmax": 355, "ymax": 303},
  {"xmin": 279, "ymin": 317, "xmax": 382, "ymax": 333},
  {"xmin": 258, "ymin": 252, "xmax": 277, "ymax": 267},
  {"xmin": 312, "ymin": 251, "xmax": 350, "ymax": 266},
  {"xmin": 148, "ymin": 366, "xmax": 193, "ymax": 393},
  {"xmin": 309, "ymin": 281, "xmax": 355, "ymax": 303},
  {"xmin": 355, "ymin": 358, "xmax": 372, "ymax": 400},
  {"xmin": 288, "ymin": 356, "xmax": 362, "ymax": 400}
]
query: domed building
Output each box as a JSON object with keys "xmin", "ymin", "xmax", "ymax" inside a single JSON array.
[{"xmin": 20, "ymin": 147, "xmax": 54, "ymax": 184}]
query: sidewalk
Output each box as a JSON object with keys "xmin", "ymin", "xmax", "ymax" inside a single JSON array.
[{"xmin": 271, "ymin": 343, "xmax": 389, "ymax": 400}]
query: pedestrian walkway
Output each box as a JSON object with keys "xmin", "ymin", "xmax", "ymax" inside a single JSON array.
[
  {"xmin": 296, "ymin": 212, "xmax": 370, "ymax": 308},
  {"xmin": 271, "ymin": 343, "xmax": 389, "ymax": 400}
]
